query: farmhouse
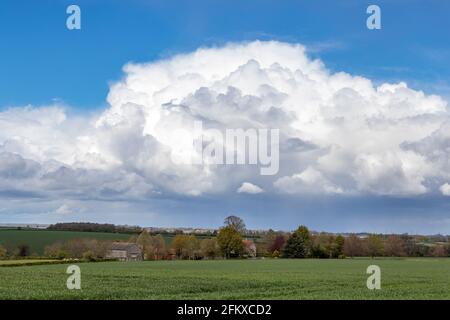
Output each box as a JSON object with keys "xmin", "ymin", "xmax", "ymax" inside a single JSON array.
[{"xmin": 106, "ymin": 242, "xmax": 143, "ymax": 261}]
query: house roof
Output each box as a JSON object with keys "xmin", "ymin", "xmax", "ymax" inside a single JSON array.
[{"xmin": 110, "ymin": 242, "xmax": 142, "ymax": 254}]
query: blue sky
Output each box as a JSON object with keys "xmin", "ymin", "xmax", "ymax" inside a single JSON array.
[
  {"xmin": 1, "ymin": 0, "xmax": 450, "ymax": 234},
  {"xmin": 1, "ymin": 0, "xmax": 449, "ymax": 108}
]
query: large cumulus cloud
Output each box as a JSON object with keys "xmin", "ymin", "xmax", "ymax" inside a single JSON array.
[{"xmin": 0, "ymin": 41, "xmax": 449, "ymax": 201}]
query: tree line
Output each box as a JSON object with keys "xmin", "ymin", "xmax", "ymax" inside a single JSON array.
[
  {"xmin": 128, "ymin": 222, "xmax": 450, "ymax": 260},
  {"xmin": 47, "ymin": 222, "xmax": 142, "ymax": 234},
  {"xmin": 2, "ymin": 216, "xmax": 450, "ymax": 260}
]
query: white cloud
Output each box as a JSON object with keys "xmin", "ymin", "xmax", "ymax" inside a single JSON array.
[
  {"xmin": 0, "ymin": 40, "xmax": 449, "ymax": 200},
  {"xmin": 54, "ymin": 203, "xmax": 86, "ymax": 216},
  {"xmin": 237, "ymin": 182, "xmax": 264, "ymax": 194},
  {"xmin": 440, "ymin": 183, "xmax": 450, "ymax": 196},
  {"xmin": 274, "ymin": 167, "xmax": 343, "ymax": 194}
]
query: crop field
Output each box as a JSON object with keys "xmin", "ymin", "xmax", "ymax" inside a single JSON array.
[
  {"xmin": 0, "ymin": 258, "xmax": 449, "ymax": 299},
  {"xmin": 0, "ymin": 259, "xmax": 62, "ymax": 267},
  {"xmin": 0, "ymin": 229, "xmax": 132, "ymax": 255},
  {"xmin": 0, "ymin": 229, "xmax": 217, "ymax": 255}
]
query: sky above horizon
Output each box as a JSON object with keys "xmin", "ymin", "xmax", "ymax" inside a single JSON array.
[{"xmin": 1, "ymin": 0, "xmax": 450, "ymax": 234}]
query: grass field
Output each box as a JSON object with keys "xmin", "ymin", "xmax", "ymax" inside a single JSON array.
[
  {"xmin": 0, "ymin": 258, "xmax": 449, "ymax": 299},
  {"xmin": 0, "ymin": 229, "xmax": 132, "ymax": 255}
]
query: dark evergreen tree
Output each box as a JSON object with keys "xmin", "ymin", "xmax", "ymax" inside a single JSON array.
[{"xmin": 282, "ymin": 226, "xmax": 311, "ymax": 258}]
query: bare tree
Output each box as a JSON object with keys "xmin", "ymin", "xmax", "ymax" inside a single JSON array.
[
  {"xmin": 201, "ymin": 238, "xmax": 219, "ymax": 259},
  {"xmin": 384, "ymin": 235, "xmax": 406, "ymax": 257},
  {"xmin": 224, "ymin": 215, "xmax": 246, "ymax": 234},
  {"xmin": 343, "ymin": 235, "xmax": 365, "ymax": 257},
  {"xmin": 0, "ymin": 245, "xmax": 7, "ymax": 259},
  {"xmin": 149, "ymin": 234, "xmax": 167, "ymax": 260},
  {"xmin": 431, "ymin": 245, "xmax": 448, "ymax": 257},
  {"xmin": 172, "ymin": 235, "xmax": 190, "ymax": 259}
]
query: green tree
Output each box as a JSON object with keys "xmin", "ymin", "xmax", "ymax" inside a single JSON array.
[
  {"xmin": 310, "ymin": 243, "xmax": 328, "ymax": 258},
  {"xmin": 282, "ymin": 226, "xmax": 311, "ymax": 258},
  {"xmin": 366, "ymin": 235, "xmax": 384, "ymax": 258},
  {"xmin": 185, "ymin": 235, "xmax": 201, "ymax": 260},
  {"xmin": 82, "ymin": 250, "xmax": 96, "ymax": 261},
  {"xmin": 333, "ymin": 235, "xmax": 345, "ymax": 258},
  {"xmin": 137, "ymin": 231, "xmax": 151, "ymax": 252},
  {"xmin": 311, "ymin": 233, "xmax": 335, "ymax": 258},
  {"xmin": 217, "ymin": 226, "xmax": 244, "ymax": 258}
]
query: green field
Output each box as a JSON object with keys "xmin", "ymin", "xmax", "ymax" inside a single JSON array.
[
  {"xmin": 0, "ymin": 229, "xmax": 132, "ymax": 255},
  {"xmin": 0, "ymin": 229, "xmax": 214, "ymax": 255},
  {"xmin": 0, "ymin": 259, "xmax": 62, "ymax": 267},
  {"xmin": 0, "ymin": 258, "xmax": 449, "ymax": 299}
]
